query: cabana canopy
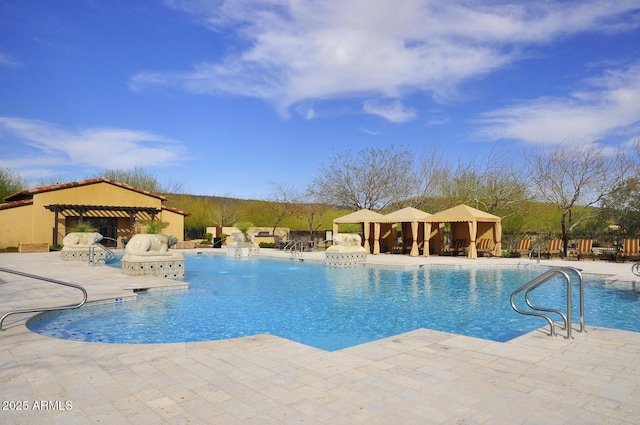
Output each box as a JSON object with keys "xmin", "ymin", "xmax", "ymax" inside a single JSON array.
[
  {"xmin": 381, "ymin": 206, "xmax": 431, "ymax": 222},
  {"xmin": 425, "ymin": 204, "xmax": 502, "ymax": 258},
  {"xmin": 332, "ymin": 208, "xmax": 386, "ymax": 253},
  {"xmin": 379, "ymin": 207, "xmax": 431, "ymax": 256}
]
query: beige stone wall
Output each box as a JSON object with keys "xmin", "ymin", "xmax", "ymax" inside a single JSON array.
[
  {"xmin": 0, "ymin": 204, "xmax": 34, "ymax": 249},
  {"xmin": 161, "ymin": 209, "xmax": 185, "ymax": 241}
]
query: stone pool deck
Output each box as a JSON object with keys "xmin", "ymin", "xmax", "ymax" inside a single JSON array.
[{"xmin": 1, "ymin": 250, "xmax": 639, "ymax": 424}]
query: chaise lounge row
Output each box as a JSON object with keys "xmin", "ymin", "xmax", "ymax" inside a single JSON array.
[
  {"xmin": 444, "ymin": 237, "xmax": 640, "ymax": 261},
  {"xmin": 534, "ymin": 238, "xmax": 640, "ymax": 261}
]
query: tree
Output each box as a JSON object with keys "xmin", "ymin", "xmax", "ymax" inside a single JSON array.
[
  {"xmin": 411, "ymin": 149, "xmax": 450, "ymax": 211},
  {"xmin": 266, "ymin": 182, "xmax": 302, "ymax": 236},
  {"xmin": 297, "ymin": 188, "xmax": 332, "ymax": 242},
  {"xmin": 601, "ymin": 178, "xmax": 640, "ymax": 238},
  {"xmin": 100, "ymin": 165, "xmax": 183, "ymax": 194},
  {"xmin": 448, "ymin": 145, "xmax": 530, "ymax": 216},
  {"xmin": 0, "ymin": 168, "xmax": 27, "ymax": 200},
  {"xmin": 309, "ymin": 146, "xmax": 415, "ymax": 211},
  {"xmin": 600, "ymin": 140, "xmax": 640, "ymax": 239},
  {"xmin": 626, "ymin": 138, "xmax": 640, "ymax": 178},
  {"xmin": 528, "ymin": 143, "xmax": 615, "ymax": 256},
  {"xmin": 171, "ymin": 194, "xmax": 215, "ymax": 238},
  {"xmin": 206, "ymin": 197, "xmax": 241, "ymax": 228}
]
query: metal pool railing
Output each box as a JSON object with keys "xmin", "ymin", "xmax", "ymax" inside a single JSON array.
[
  {"xmin": 0, "ymin": 267, "xmax": 88, "ymax": 331},
  {"xmin": 510, "ymin": 266, "xmax": 585, "ymax": 339}
]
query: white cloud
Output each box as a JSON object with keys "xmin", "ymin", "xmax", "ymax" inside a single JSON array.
[
  {"xmin": 136, "ymin": 0, "xmax": 639, "ymax": 115},
  {"xmin": 359, "ymin": 127, "xmax": 380, "ymax": 136},
  {"xmin": 0, "ymin": 52, "xmax": 20, "ymax": 68},
  {"xmin": 363, "ymin": 99, "xmax": 416, "ymax": 123},
  {"xmin": 475, "ymin": 63, "xmax": 640, "ymax": 144},
  {"xmin": 304, "ymin": 109, "xmax": 315, "ymax": 120},
  {"xmin": 425, "ymin": 109, "xmax": 449, "ymax": 126},
  {"xmin": 0, "ymin": 117, "xmax": 185, "ymax": 173},
  {"xmin": 426, "ymin": 117, "xmax": 449, "ymax": 126},
  {"xmin": 294, "ymin": 104, "xmax": 315, "ymax": 120}
]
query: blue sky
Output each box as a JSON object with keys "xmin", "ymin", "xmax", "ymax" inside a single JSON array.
[{"xmin": 1, "ymin": 1, "xmax": 639, "ymax": 200}]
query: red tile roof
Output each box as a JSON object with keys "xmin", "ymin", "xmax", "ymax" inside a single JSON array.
[
  {"xmin": 0, "ymin": 199, "xmax": 33, "ymax": 210},
  {"xmin": 3, "ymin": 177, "xmax": 168, "ymax": 203},
  {"xmin": 162, "ymin": 205, "xmax": 191, "ymax": 217}
]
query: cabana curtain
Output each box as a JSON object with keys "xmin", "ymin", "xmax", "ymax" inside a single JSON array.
[{"xmin": 379, "ymin": 207, "xmax": 432, "ymax": 257}]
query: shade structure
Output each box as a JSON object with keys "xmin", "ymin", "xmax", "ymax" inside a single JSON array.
[
  {"xmin": 425, "ymin": 204, "xmax": 501, "ymax": 259},
  {"xmin": 379, "ymin": 207, "xmax": 432, "ymax": 256},
  {"xmin": 332, "ymin": 208, "xmax": 386, "ymax": 253}
]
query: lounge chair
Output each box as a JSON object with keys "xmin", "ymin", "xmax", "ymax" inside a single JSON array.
[
  {"xmin": 571, "ymin": 239, "xmax": 594, "ymax": 261},
  {"xmin": 391, "ymin": 237, "xmax": 404, "ymax": 254},
  {"xmin": 443, "ymin": 239, "xmax": 466, "ymax": 256},
  {"xmin": 540, "ymin": 239, "xmax": 562, "ymax": 259},
  {"xmin": 509, "ymin": 238, "xmax": 531, "ymax": 257},
  {"xmin": 300, "ymin": 236, "xmax": 313, "ymax": 251},
  {"xmin": 476, "ymin": 238, "xmax": 494, "ymax": 256},
  {"xmin": 620, "ymin": 238, "xmax": 640, "ymax": 261}
]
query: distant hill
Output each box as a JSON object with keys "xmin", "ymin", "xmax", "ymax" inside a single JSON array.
[
  {"xmin": 166, "ymin": 193, "xmax": 596, "ymax": 241},
  {"xmin": 166, "ymin": 193, "xmax": 351, "ymax": 237}
]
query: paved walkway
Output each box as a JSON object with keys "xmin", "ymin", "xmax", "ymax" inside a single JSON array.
[{"xmin": 1, "ymin": 250, "xmax": 639, "ymax": 424}]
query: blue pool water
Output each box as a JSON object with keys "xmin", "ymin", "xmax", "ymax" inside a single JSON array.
[{"xmin": 29, "ymin": 255, "xmax": 640, "ymax": 351}]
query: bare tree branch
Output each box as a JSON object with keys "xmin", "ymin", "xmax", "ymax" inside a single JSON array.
[
  {"xmin": 266, "ymin": 182, "xmax": 303, "ymax": 236},
  {"xmin": 528, "ymin": 143, "xmax": 615, "ymax": 256},
  {"xmin": 309, "ymin": 147, "xmax": 415, "ymax": 211},
  {"xmin": 206, "ymin": 196, "xmax": 241, "ymax": 228}
]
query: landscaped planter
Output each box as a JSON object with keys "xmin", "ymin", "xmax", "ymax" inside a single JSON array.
[{"xmin": 18, "ymin": 242, "xmax": 49, "ymax": 253}]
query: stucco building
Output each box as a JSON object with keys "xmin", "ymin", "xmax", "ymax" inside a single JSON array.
[{"xmin": 0, "ymin": 178, "xmax": 190, "ymax": 250}]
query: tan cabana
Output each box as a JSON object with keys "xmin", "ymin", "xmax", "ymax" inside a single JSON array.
[
  {"xmin": 379, "ymin": 207, "xmax": 432, "ymax": 256},
  {"xmin": 425, "ymin": 204, "xmax": 502, "ymax": 259},
  {"xmin": 332, "ymin": 209, "xmax": 386, "ymax": 253}
]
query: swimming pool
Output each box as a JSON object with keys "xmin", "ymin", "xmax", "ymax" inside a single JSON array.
[{"xmin": 29, "ymin": 255, "xmax": 640, "ymax": 351}]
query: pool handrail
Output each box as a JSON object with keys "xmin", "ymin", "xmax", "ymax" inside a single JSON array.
[
  {"xmin": 314, "ymin": 239, "xmax": 334, "ymax": 250},
  {"xmin": 284, "ymin": 240, "xmax": 303, "ymax": 256},
  {"xmin": 89, "ymin": 237, "xmax": 117, "ymax": 266},
  {"xmin": 510, "ymin": 266, "xmax": 584, "ymax": 339},
  {"xmin": 0, "ymin": 267, "xmax": 88, "ymax": 331}
]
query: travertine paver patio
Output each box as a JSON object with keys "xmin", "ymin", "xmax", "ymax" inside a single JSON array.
[{"xmin": 1, "ymin": 250, "xmax": 639, "ymax": 424}]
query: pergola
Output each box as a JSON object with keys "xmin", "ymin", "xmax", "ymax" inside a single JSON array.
[{"xmin": 45, "ymin": 204, "xmax": 162, "ymax": 245}]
